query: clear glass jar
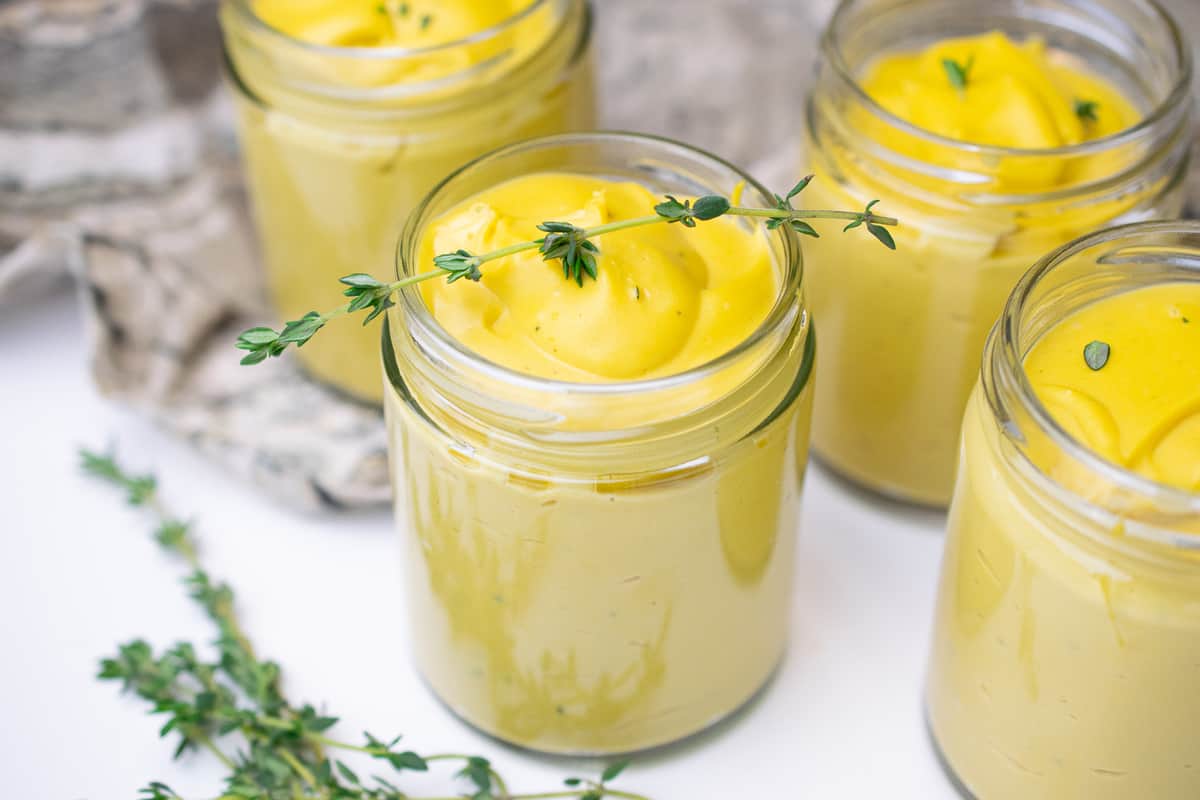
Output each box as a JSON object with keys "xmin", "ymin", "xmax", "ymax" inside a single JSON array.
[
  {"xmin": 382, "ymin": 133, "xmax": 815, "ymax": 755},
  {"xmin": 926, "ymin": 221, "xmax": 1200, "ymax": 799},
  {"xmin": 220, "ymin": 0, "xmax": 594, "ymax": 403},
  {"xmin": 802, "ymin": 0, "xmax": 1194, "ymax": 506}
]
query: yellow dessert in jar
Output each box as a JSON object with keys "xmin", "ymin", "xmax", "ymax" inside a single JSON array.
[
  {"xmin": 418, "ymin": 174, "xmax": 779, "ymax": 383},
  {"xmin": 383, "ymin": 135, "xmax": 815, "ymax": 754},
  {"xmin": 220, "ymin": 0, "xmax": 594, "ymax": 402},
  {"xmin": 927, "ymin": 223, "xmax": 1200, "ymax": 799},
  {"xmin": 804, "ymin": 2, "xmax": 1194, "ymax": 505},
  {"xmin": 1025, "ymin": 286, "xmax": 1200, "ymax": 492}
]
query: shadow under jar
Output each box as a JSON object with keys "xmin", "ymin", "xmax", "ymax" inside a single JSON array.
[
  {"xmin": 382, "ymin": 133, "xmax": 815, "ymax": 755},
  {"xmin": 801, "ymin": 0, "xmax": 1194, "ymax": 507},
  {"xmin": 927, "ymin": 222, "xmax": 1200, "ymax": 799},
  {"xmin": 220, "ymin": 0, "xmax": 594, "ymax": 403}
]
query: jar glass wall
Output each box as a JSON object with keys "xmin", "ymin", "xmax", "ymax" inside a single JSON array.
[
  {"xmin": 382, "ymin": 133, "xmax": 814, "ymax": 755},
  {"xmin": 802, "ymin": 0, "xmax": 1194, "ymax": 506},
  {"xmin": 927, "ymin": 222, "xmax": 1200, "ymax": 799},
  {"xmin": 220, "ymin": 0, "xmax": 595, "ymax": 403}
]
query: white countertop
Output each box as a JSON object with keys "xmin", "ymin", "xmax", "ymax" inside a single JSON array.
[{"xmin": 2, "ymin": 291, "xmax": 958, "ymax": 799}]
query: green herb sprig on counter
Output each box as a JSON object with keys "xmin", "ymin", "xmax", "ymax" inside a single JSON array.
[
  {"xmin": 235, "ymin": 176, "xmax": 898, "ymax": 365},
  {"xmin": 84, "ymin": 449, "xmax": 650, "ymax": 800}
]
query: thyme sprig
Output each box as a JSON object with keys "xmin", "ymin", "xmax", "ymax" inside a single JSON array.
[
  {"xmin": 1074, "ymin": 98, "xmax": 1100, "ymax": 123},
  {"xmin": 537, "ymin": 221, "xmax": 601, "ymax": 285},
  {"xmin": 943, "ymin": 56, "xmax": 975, "ymax": 93},
  {"xmin": 235, "ymin": 176, "xmax": 898, "ymax": 365},
  {"xmin": 84, "ymin": 448, "xmax": 650, "ymax": 800}
]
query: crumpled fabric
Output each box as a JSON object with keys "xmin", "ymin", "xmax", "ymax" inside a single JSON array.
[
  {"xmin": 0, "ymin": 0, "xmax": 390, "ymax": 509},
  {"xmin": 3, "ymin": 0, "xmax": 1197, "ymax": 509}
]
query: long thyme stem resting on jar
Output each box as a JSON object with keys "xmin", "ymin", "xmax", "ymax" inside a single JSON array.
[{"xmin": 235, "ymin": 178, "xmax": 897, "ymax": 365}]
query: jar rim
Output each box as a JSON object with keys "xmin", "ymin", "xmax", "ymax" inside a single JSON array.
[
  {"xmin": 821, "ymin": 0, "xmax": 1195, "ymax": 159},
  {"xmin": 388, "ymin": 131, "xmax": 804, "ymax": 398},
  {"xmin": 224, "ymin": 0, "xmax": 559, "ymax": 61},
  {"xmin": 993, "ymin": 220, "xmax": 1200, "ymax": 514}
]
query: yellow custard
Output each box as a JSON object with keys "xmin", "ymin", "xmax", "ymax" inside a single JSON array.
[
  {"xmin": 255, "ymin": 1, "xmax": 534, "ymax": 49},
  {"xmin": 862, "ymin": 33, "xmax": 1137, "ymax": 183},
  {"xmin": 221, "ymin": 0, "xmax": 594, "ymax": 402},
  {"xmin": 384, "ymin": 154, "xmax": 815, "ymax": 754},
  {"xmin": 1026, "ymin": 284, "xmax": 1200, "ymax": 492},
  {"xmin": 419, "ymin": 173, "xmax": 778, "ymax": 382},
  {"xmin": 928, "ymin": 271, "xmax": 1200, "ymax": 798},
  {"xmin": 800, "ymin": 30, "xmax": 1185, "ymax": 506},
  {"xmin": 251, "ymin": 0, "xmax": 553, "ymax": 89}
]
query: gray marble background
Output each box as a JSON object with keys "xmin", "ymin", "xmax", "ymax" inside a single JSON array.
[{"xmin": 599, "ymin": 0, "xmax": 835, "ymax": 175}]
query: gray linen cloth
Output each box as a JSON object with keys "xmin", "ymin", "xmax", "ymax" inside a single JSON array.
[
  {"xmin": 1, "ymin": 0, "xmax": 1195, "ymax": 509},
  {"xmin": 0, "ymin": 0, "xmax": 397, "ymax": 509}
]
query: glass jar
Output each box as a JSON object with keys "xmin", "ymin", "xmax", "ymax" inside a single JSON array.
[
  {"xmin": 802, "ymin": 0, "xmax": 1194, "ymax": 506},
  {"xmin": 382, "ymin": 133, "xmax": 815, "ymax": 755},
  {"xmin": 220, "ymin": 0, "xmax": 594, "ymax": 403},
  {"xmin": 926, "ymin": 221, "xmax": 1200, "ymax": 799}
]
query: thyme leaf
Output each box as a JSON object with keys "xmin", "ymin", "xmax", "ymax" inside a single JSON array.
[
  {"xmin": 1074, "ymin": 99, "xmax": 1100, "ymax": 123},
  {"xmin": 943, "ymin": 56, "xmax": 975, "ymax": 93},
  {"xmin": 1084, "ymin": 340, "xmax": 1111, "ymax": 371}
]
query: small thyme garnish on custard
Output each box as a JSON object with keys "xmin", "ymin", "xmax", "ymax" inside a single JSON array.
[
  {"xmin": 1074, "ymin": 99, "xmax": 1100, "ymax": 123},
  {"xmin": 1084, "ymin": 340, "xmax": 1111, "ymax": 371},
  {"xmin": 82, "ymin": 448, "xmax": 650, "ymax": 800},
  {"xmin": 377, "ymin": 1, "xmax": 411, "ymax": 16},
  {"xmin": 536, "ymin": 221, "xmax": 601, "ymax": 285},
  {"xmin": 943, "ymin": 56, "xmax": 975, "ymax": 93},
  {"xmin": 235, "ymin": 177, "xmax": 900, "ymax": 365}
]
